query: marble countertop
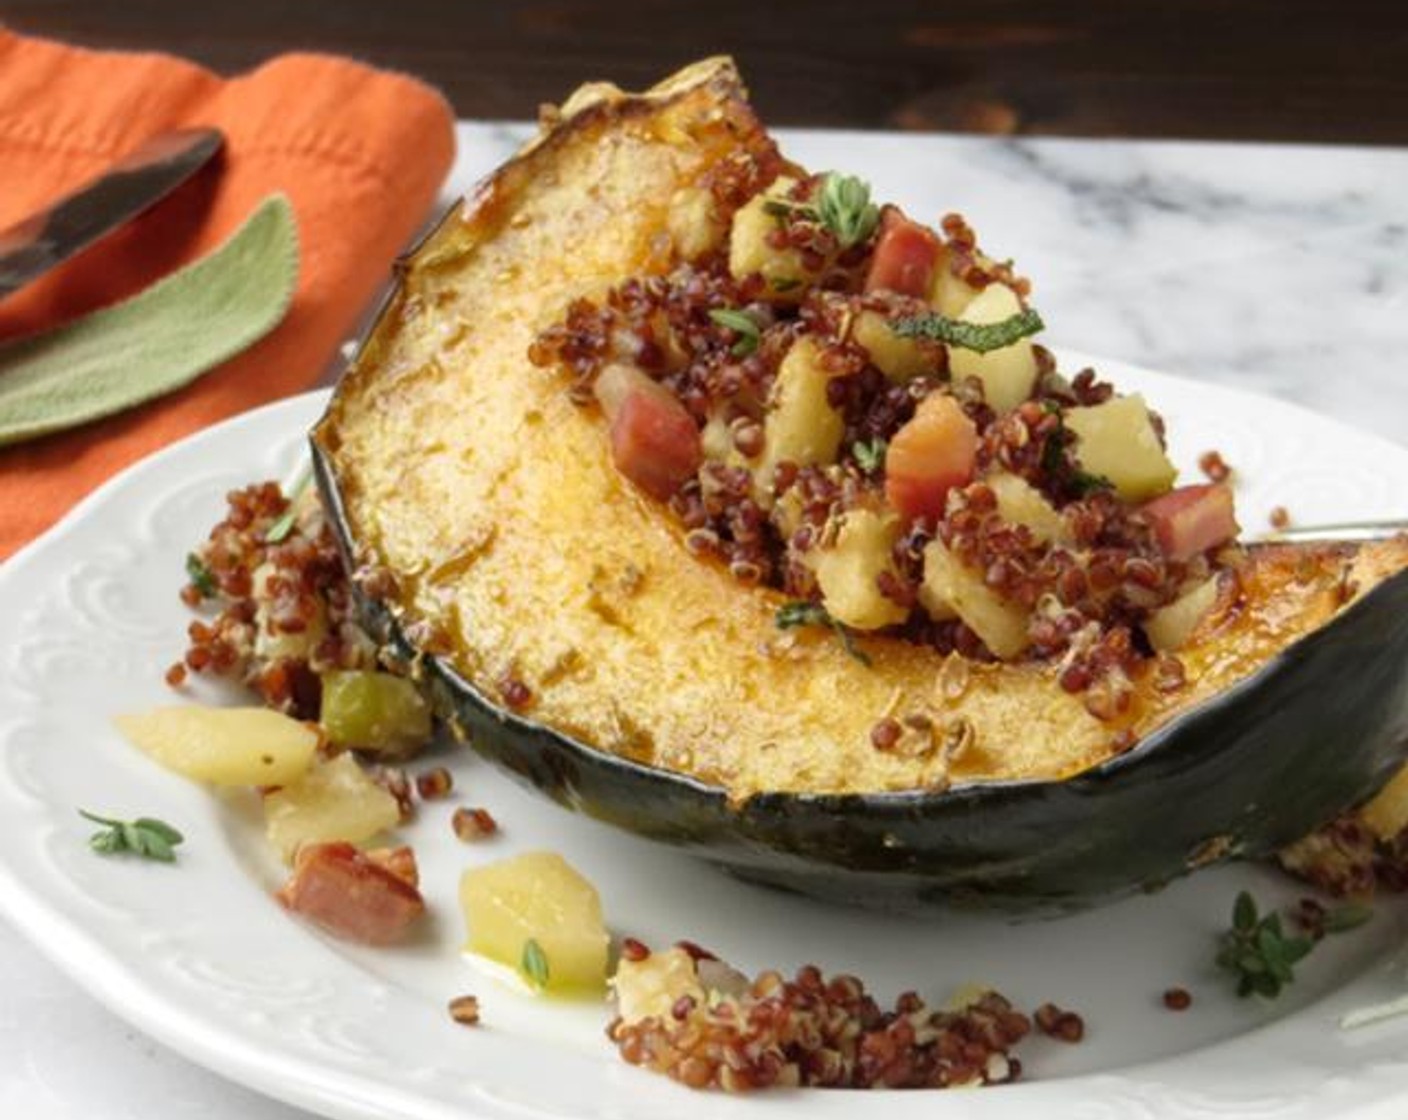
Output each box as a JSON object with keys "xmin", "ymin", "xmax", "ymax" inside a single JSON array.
[{"xmin": 4, "ymin": 122, "xmax": 1405, "ymax": 1119}]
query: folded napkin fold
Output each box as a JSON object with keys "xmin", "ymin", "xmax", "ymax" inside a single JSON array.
[{"xmin": 0, "ymin": 30, "xmax": 456, "ymax": 560}]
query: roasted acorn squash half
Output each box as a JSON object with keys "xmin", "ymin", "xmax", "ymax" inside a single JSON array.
[{"xmin": 312, "ymin": 59, "xmax": 1408, "ymax": 910}]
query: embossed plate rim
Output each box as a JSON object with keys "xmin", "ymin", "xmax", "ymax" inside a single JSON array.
[{"xmin": 3, "ymin": 355, "xmax": 1408, "ymax": 1120}]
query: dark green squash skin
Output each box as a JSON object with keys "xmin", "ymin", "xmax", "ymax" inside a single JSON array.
[{"xmin": 312, "ymin": 439, "xmax": 1408, "ymax": 913}]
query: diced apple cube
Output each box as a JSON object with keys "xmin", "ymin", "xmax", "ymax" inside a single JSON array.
[
  {"xmin": 264, "ymin": 752, "xmax": 401, "ymax": 863},
  {"xmin": 814, "ymin": 509, "xmax": 909, "ymax": 631},
  {"xmin": 921, "ymin": 539, "xmax": 1030, "ymax": 658},
  {"xmin": 728, "ymin": 179, "xmax": 815, "ymax": 299},
  {"xmin": 930, "ymin": 258, "xmax": 981, "ymax": 318},
  {"xmin": 1063, "ymin": 394, "xmax": 1177, "ymax": 502},
  {"xmin": 853, "ymin": 309, "xmax": 939, "ymax": 382},
  {"xmin": 987, "ymin": 472, "xmax": 1068, "ymax": 545},
  {"xmin": 758, "ymin": 337, "xmax": 846, "ymax": 486},
  {"xmin": 1143, "ymin": 575, "xmax": 1220, "ymax": 652},
  {"xmin": 460, "ymin": 850, "xmax": 609, "ymax": 994},
  {"xmin": 114, "ymin": 705, "xmax": 319, "ymax": 788},
  {"xmin": 947, "ymin": 283, "xmax": 1039, "ymax": 413}
]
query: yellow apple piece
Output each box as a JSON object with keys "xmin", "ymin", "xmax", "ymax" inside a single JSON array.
[
  {"xmin": 114, "ymin": 705, "xmax": 318, "ymax": 788},
  {"xmin": 460, "ymin": 850, "xmax": 609, "ymax": 995},
  {"xmin": 264, "ymin": 752, "xmax": 401, "ymax": 863}
]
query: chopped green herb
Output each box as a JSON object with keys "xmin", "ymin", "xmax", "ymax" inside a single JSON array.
[
  {"xmin": 1068, "ymin": 468, "xmax": 1112, "ymax": 496},
  {"xmin": 80, "ymin": 810, "xmax": 184, "ymax": 863},
  {"xmin": 852, "ymin": 438, "xmax": 887, "ymax": 474},
  {"xmin": 521, "ymin": 937, "xmax": 551, "ymax": 990},
  {"xmin": 891, "ymin": 308, "xmax": 1045, "ymax": 355},
  {"xmin": 759, "ymin": 172, "xmax": 878, "ymax": 249},
  {"xmin": 762, "ymin": 198, "xmax": 810, "ymax": 222},
  {"xmin": 776, "ymin": 600, "xmax": 872, "ymax": 667},
  {"xmin": 816, "ymin": 172, "xmax": 880, "ymax": 249},
  {"xmin": 185, "ymin": 552, "xmax": 218, "ymax": 598},
  {"xmin": 1217, "ymin": 891, "xmax": 1314, "ymax": 999},
  {"xmin": 776, "ymin": 600, "xmax": 830, "ymax": 629},
  {"xmin": 263, "ymin": 465, "xmax": 313, "ymax": 544},
  {"xmin": 768, "ymin": 276, "xmax": 802, "ymax": 293},
  {"xmin": 708, "ymin": 308, "xmax": 762, "ymax": 357}
]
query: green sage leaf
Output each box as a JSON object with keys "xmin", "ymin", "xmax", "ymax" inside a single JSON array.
[
  {"xmin": 0, "ymin": 194, "xmax": 299, "ymax": 447},
  {"xmin": 892, "ymin": 308, "xmax": 1045, "ymax": 355}
]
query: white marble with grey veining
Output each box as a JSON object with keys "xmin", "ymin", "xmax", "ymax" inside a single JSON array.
[{"xmin": 3, "ymin": 123, "xmax": 1405, "ymax": 1120}]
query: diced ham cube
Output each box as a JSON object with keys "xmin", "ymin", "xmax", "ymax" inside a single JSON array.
[
  {"xmin": 276, "ymin": 841, "xmax": 425, "ymax": 946},
  {"xmin": 884, "ymin": 394, "xmax": 979, "ymax": 521},
  {"xmin": 594, "ymin": 363, "xmax": 702, "ymax": 500},
  {"xmin": 1141, "ymin": 484, "xmax": 1240, "ymax": 561},
  {"xmin": 864, "ymin": 209, "xmax": 942, "ymax": 298}
]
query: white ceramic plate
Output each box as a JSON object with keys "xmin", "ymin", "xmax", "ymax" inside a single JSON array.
[{"xmin": 4, "ymin": 354, "xmax": 1408, "ymax": 1120}]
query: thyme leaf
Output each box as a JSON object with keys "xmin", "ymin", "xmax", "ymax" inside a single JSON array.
[
  {"xmin": 264, "ymin": 464, "xmax": 313, "ymax": 544},
  {"xmin": 1217, "ymin": 891, "xmax": 1315, "ymax": 999},
  {"xmin": 852, "ymin": 438, "xmax": 887, "ymax": 475},
  {"xmin": 184, "ymin": 552, "xmax": 218, "ymax": 599},
  {"xmin": 708, "ymin": 308, "xmax": 762, "ymax": 357},
  {"xmin": 521, "ymin": 937, "xmax": 551, "ymax": 990},
  {"xmin": 762, "ymin": 198, "xmax": 815, "ymax": 222},
  {"xmin": 891, "ymin": 308, "xmax": 1045, "ymax": 355},
  {"xmin": 80, "ymin": 810, "xmax": 184, "ymax": 863},
  {"xmin": 816, "ymin": 172, "xmax": 880, "ymax": 249},
  {"xmin": 776, "ymin": 600, "xmax": 872, "ymax": 667}
]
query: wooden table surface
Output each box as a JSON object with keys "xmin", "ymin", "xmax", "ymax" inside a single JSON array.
[{"xmin": 7, "ymin": 1, "xmax": 1408, "ymax": 144}]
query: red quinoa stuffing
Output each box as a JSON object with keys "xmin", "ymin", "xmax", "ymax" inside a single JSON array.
[
  {"xmin": 610, "ymin": 944, "xmax": 1042, "ymax": 1091},
  {"xmin": 1032, "ymin": 1001, "xmax": 1085, "ymax": 1043},
  {"xmin": 415, "ymin": 766, "xmax": 454, "ymax": 800},
  {"xmin": 448, "ymin": 994, "xmax": 481, "ymax": 1026},
  {"xmin": 452, "ymin": 806, "xmax": 499, "ymax": 842},
  {"xmin": 530, "ymin": 166, "xmax": 1241, "ymax": 713},
  {"xmin": 1197, "ymin": 449, "xmax": 1231, "ymax": 483},
  {"xmin": 176, "ymin": 481, "xmax": 379, "ymax": 719}
]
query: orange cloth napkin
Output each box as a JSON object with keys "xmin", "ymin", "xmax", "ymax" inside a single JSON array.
[{"xmin": 0, "ymin": 30, "xmax": 456, "ymax": 559}]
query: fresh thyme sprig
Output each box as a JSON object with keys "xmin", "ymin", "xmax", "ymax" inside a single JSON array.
[
  {"xmin": 762, "ymin": 172, "xmax": 880, "ymax": 249},
  {"xmin": 707, "ymin": 308, "xmax": 762, "ymax": 357},
  {"xmin": 1217, "ymin": 891, "xmax": 1314, "ymax": 998},
  {"xmin": 891, "ymin": 308, "xmax": 1045, "ymax": 355},
  {"xmin": 521, "ymin": 937, "xmax": 551, "ymax": 990},
  {"xmin": 776, "ymin": 600, "xmax": 872, "ymax": 667},
  {"xmin": 816, "ymin": 173, "xmax": 880, "ymax": 249},
  {"xmin": 80, "ymin": 810, "xmax": 184, "ymax": 863},
  {"xmin": 1216, "ymin": 891, "xmax": 1370, "ymax": 999}
]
